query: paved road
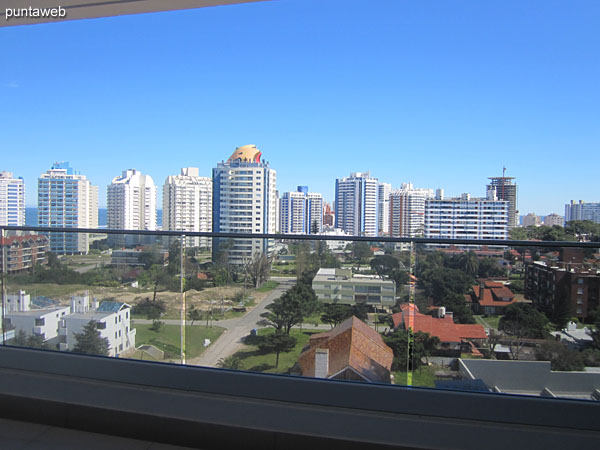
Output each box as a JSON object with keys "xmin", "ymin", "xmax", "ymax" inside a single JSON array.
[{"xmin": 186, "ymin": 278, "xmax": 298, "ymax": 367}]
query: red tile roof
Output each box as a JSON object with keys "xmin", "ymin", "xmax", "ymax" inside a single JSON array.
[
  {"xmin": 298, "ymin": 316, "xmax": 393, "ymax": 383},
  {"xmin": 392, "ymin": 304, "xmax": 486, "ymax": 344}
]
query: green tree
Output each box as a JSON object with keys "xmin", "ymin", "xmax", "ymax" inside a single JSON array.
[
  {"xmin": 320, "ymin": 303, "xmax": 369, "ymax": 328},
  {"xmin": 383, "ymin": 329, "xmax": 439, "ymax": 371},
  {"xmin": 351, "ymin": 241, "xmax": 373, "ymax": 269},
  {"xmin": 370, "ymin": 254, "xmax": 400, "ymax": 278},
  {"xmin": 73, "ymin": 320, "xmax": 110, "ymax": 356},
  {"xmin": 258, "ymin": 331, "xmax": 297, "ymax": 368},
  {"xmin": 440, "ymin": 292, "xmax": 475, "ymax": 324},
  {"xmin": 217, "ymin": 355, "xmax": 243, "ymax": 370},
  {"xmin": 535, "ymin": 340, "xmax": 585, "ymax": 371},
  {"xmin": 499, "ymin": 304, "xmax": 549, "ymax": 339},
  {"xmin": 420, "ymin": 267, "xmax": 473, "ymax": 303},
  {"xmin": 258, "ymin": 283, "xmax": 320, "ymax": 334},
  {"xmin": 188, "ymin": 306, "xmax": 203, "ymax": 325},
  {"xmin": 499, "ymin": 303, "xmax": 549, "ymax": 360},
  {"xmin": 459, "ymin": 251, "xmax": 479, "ymax": 277}
]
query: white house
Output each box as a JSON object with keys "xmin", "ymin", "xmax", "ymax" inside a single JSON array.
[
  {"xmin": 60, "ymin": 301, "xmax": 135, "ymax": 357},
  {"xmin": 5, "ymin": 291, "xmax": 71, "ymax": 341}
]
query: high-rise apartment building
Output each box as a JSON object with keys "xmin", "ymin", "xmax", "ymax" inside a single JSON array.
[
  {"xmin": 522, "ymin": 213, "xmax": 541, "ymax": 227},
  {"xmin": 377, "ymin": 182, "xmax": 391, "ymax": 236},
  {"xmin": 279, "ymin": 186, "xmax": 323, "ymax": 234},
  {"xmin": 107, "ymin": 169, "xmax": 157, "ymax": 231},
  {"xmin": 163, "ymin": 167, "xmax": 212, "ymax": 248},
  {"xmin": 212, "ymin": 145, "xmax": 277, "ymax": 264},
  {"xmin": 487, "ymin": 175, "xmax": 518, "ymax": 229},
  {"xmin": 38, "ymin": 162, "xmax": 98, "ymax": 254},
  {"xmin": 565, "ymin": 201, "xmax": 600, "ymax": 224},
  {"xmin": 0, "ymin": 171, "xmax": 25, "ymax": 226},
  {"xmin": 323, "ymin": 202, "xmax": 334, "ymax": 227},
  {"xmin": 335, "ymin": 172, "xmax": 378, "ymax": 237},
  {"xmin": 424, "ymin": 190, "xmax": 508, "ymax": 241},
  {"xmin": 389, "ymin": 183, "xmax": 435, "ymax": 238},
  {"xmin": 543, "ymin": 213, "xmax": 564, "ymax": 227}
]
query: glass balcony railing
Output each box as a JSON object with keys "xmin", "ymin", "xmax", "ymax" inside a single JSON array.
[{"xmin": 2, "ymin": 225, "xmax": 600, "ymax": 402}]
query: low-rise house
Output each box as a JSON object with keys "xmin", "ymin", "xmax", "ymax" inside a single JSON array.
[
  {"xmin": 4, "ymin": 290, "xmax": 70, "ymax": 341},
  {"xmin": 466, "ymin": 280, "xmax": 518, "ymax": 315},
  {"xmin": 312, "ymin": 268, "xmax": 396, "ymax": 309},
  {"xmin": 60, "ymin": 299, "xmax": 135, "ymax": 357},
  {"xmin": 392, "ymin": 304, "xmax": 487, "ymax": 351},
  {"xmin": 298, "ymin": 316, "xmax": 394, "ymax": 383}
]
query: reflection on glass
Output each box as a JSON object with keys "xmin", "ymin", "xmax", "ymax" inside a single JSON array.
[{"xmin": 1, "ymin": 226, "xmax": 599, "ymax": 401}]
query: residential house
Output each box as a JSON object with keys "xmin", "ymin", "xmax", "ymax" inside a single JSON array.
[
  {"xmin": 392, "ymin": 304, "xmax": 487, "ymax": 352},
  {"xmin": 298, "ymin": 316, "xmax": 393, "ymax": 383},
  {"xmin": 466, "ymin": 280, "xmax": 518, "ymax": 315}
]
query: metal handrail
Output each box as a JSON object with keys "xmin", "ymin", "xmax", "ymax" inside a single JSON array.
[{"xmin": 1, "ymin": 225, "xmax": 599, "ymax": 248}]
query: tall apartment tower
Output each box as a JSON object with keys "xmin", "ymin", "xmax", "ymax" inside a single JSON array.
[
  {"xmin": 107, "ymin": 169, "xmax": 157, "ymax": 231},
  {"xmin": 335, "ymin": 172, "xmax": 379, "ymax": 237},
  {"xmin": 424, "ymin": 190, "xmax": 508, "ymax": 242},
  {"xmin": 487, "ymin": 174, "xmax": 518, "ymax": 229},
  {"xmin": 0, "ymin": 171, "xmax": 25, "ymax": 226},
  {"xmin": 389, "ymin": 183, "xmax": 435, "ymax": 238},
  {"xmin": 163, "ymin": 167, "xmax": 212, "ymax": 248},
  {"xmin": 377, "ymin": 182, "xmax": 391, "ymax": 236},
  {"xmin": 565, "ymin": 200, "xmax": 600, "ymax": 224},
  {"xmin": 38, "ymin": 162, "xmax": 98, "ymax": 254},
  {"xmin": 212, "ymin": 145, "xmax": 277, "ymax": 264},
  {"xmin": 279, "ymin": 186, "xmax": 323, "ymax": 234}
]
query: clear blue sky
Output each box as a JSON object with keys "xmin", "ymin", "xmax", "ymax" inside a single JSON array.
[{"xmin": 1, "ymin": 0, "xmax": 599, "ymax": 214}]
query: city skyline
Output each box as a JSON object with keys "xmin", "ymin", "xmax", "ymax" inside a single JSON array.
[{"xmin": 1, "ymin": 0, "xmax": 599, "ymax": 213}]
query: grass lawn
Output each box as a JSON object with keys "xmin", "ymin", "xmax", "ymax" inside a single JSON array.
[
  {"xmin": 475, "ymin": 315, "xmax": 502, "ymax": 329},
  {"xmin": 134, "ymin": 323, "xmax": 224, "ymax": 360},
  {"xmin": 256, "ymin": 280, "xmax": 280, "ymax": 292},
  {"xmin": 231, "ymin": 328, "xmax": 321, "ymax": 374},
  {"xmin": 393, "ymin": 365, "xmax": 437, "ymax": 388}
]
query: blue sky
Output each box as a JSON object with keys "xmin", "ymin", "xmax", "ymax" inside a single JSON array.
[{"xmin": 1, "ymin": 0, "xmax": 599, "ymax": 214}]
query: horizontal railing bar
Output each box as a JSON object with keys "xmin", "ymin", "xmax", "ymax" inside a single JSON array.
[{"xmin": 1, "ymin": 225, "xmax": 599, "ymax": 248}]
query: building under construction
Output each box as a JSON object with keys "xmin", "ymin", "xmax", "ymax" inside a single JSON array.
[{"xmin": 487, "ymin": 171, "xmax": 518, "ymax": 229}]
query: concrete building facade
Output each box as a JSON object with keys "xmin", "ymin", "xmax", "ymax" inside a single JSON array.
[
  {"xmin": 107, "ymin": 169, "xmax": 157, "ymax": 231},
  {"xmin": 60, "ymin": 300, "xmax": 135, "ymax": 357},
  {"xmin": 522, "ymin": 213, "xmax": 541, "ymax": 227},
  {"xmin": 389, "ymin": 183, "xmax": 435, "ymax": 238},
  {"xmin": 163, "ymin": 167, "xmax": 212, "ymax": 248},
  {"xmin": 212, "ymin": 145, "xmax": 277, "ymax": 265},
  {"xmin": 544, "ymin": 213, "xmax": 564, "ymax": 227},
  {"xmin": 312, "ymin": 268, "xmax": 396, "ymax": 308},
  {"xmin": 0, "ymin": 171, "xmax": 25, "ymax": 226},
  {"xmin": 487, "ymin": 176, "xmax": 518, "ymax": 229},
  {"xmin": 279, "ymin": 186, "xmax": 323, "ymax": 234},
  {"xmin": 377, "ymin": 182, "xmax": 391, "ymax": 236},
  {"xmin": 424, "ymin": 191, "xmax": 508, "ymax": 241},
  {"xmin": 335, "ymin": 172, "xmax": 378, "ymax": 237},
  {"xmin": 37, "ymin": 162, "xmax": 98, "ymax": 254},
  {"xmin": 565, "ymin": 200, "xmax": 600, "ymax": 224}
]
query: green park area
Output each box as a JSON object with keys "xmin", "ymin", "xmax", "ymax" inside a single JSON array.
[
  {"xmin": 132, "ymin": 323, "xmax": 224, "ymax": 361},
  {"xmin": 230, "ymin": 328, "xmax": 321, "ymax": 374}
]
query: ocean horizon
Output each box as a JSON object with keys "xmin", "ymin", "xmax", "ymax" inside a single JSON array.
[{"xmin": 25, "ymin": 208, "xmax": 163, "ymax": 228}]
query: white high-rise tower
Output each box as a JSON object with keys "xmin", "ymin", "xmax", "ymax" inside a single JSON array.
[
  {"xmin": 163, "ymin": 167, "xmax": 212, "ymax": 248},
  {"xmin": 107, "ymin": 169, "xmax": 157, "ymax": 231},
  {"xmin": 0, "ymin": 171, "xmax": 25, "ymax": 226},
  {"xmin": 334, "ymin": 172, "xmax": 378, "ymax": 237},
  {"xmin": 212, "ymin": 145, "xmax": 277, "ymax": 265}
]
